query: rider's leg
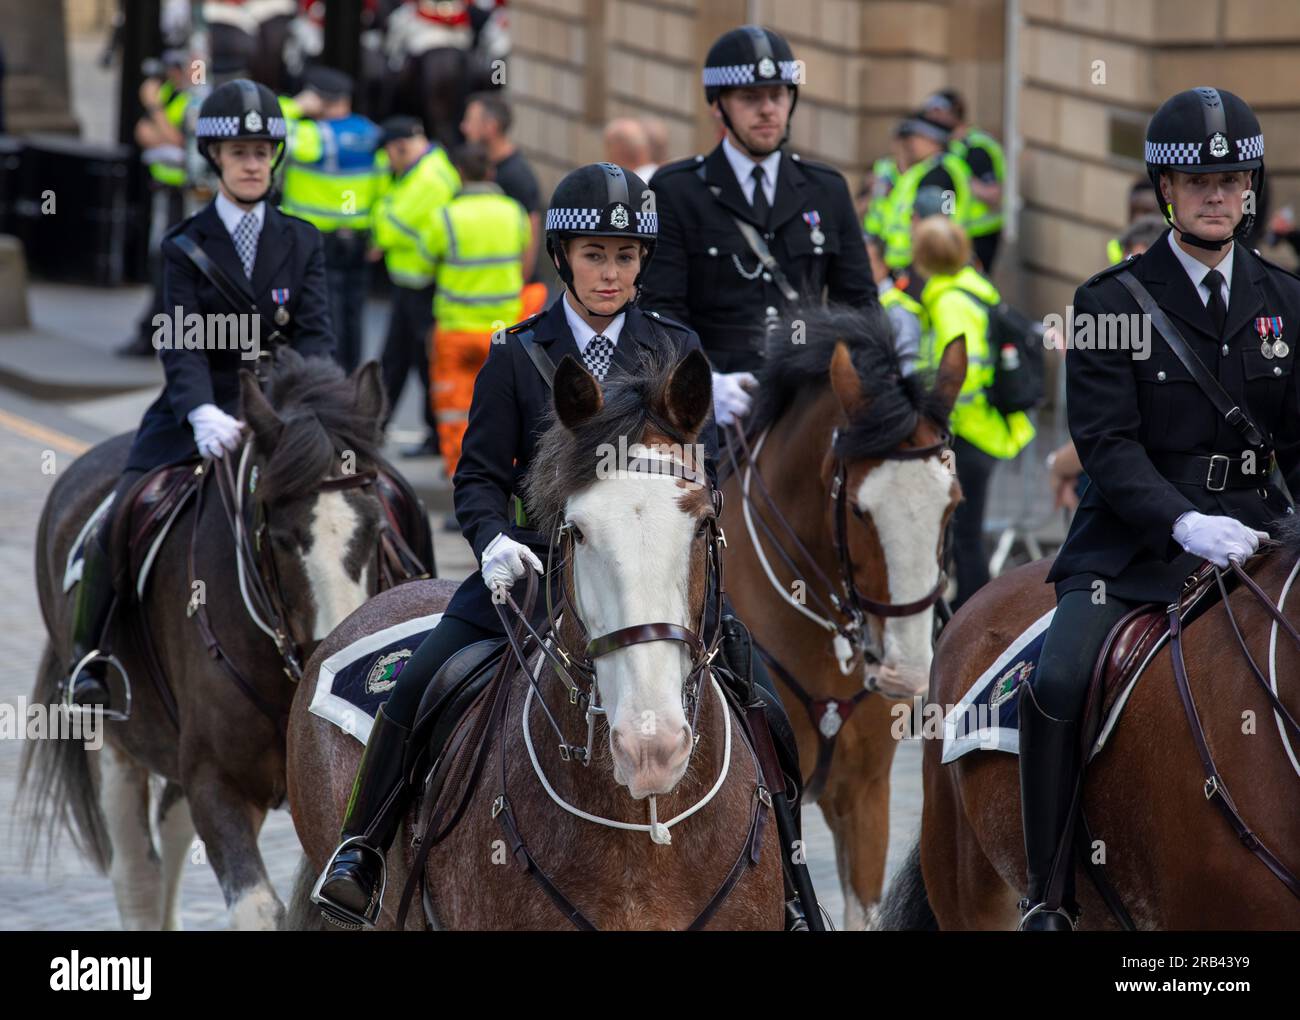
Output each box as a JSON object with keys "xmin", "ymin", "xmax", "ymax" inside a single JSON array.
[
  {"xmin": 1017, "ymin": 587, "xmax": 1133, "ymax": 930},
  {"xmin": 950, "ymin": 437, "xmax": 997, "ymax": 610},
  {"xmin": 314, "ymin": 613, "xmax": 495, "ymax": 926},
  {"xmin": 68, "ymin": 470, "xmax": 142, "ymax": 707}
]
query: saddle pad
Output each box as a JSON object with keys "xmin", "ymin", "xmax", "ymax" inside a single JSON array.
[
  {"xmin": 309, "ymin": 612, "xmax": 443, "ymax": 744},
  {"xmin": 62, "ymin": 491, "xmax": 117, "ymax": 593}
]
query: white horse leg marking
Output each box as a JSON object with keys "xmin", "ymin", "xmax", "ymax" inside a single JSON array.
[
  {"xmin": 156, "ymin": 786, "xmax": 193, "ymax": 931},
  {"xmin": 228, "ymin": 881, "xmax": 284, "ymax": 930},
  {"xmin": 843, "ymin": 887, "xmax": 870, "ymax": 931},
  {"xmin": 854, "ymin": 459, "xmax": 951, "ymax": 698},
  {"xmin": 302, "ymin": 490, "xmax": 369, "ymax": 640},
  {"xmin": 98, "ymin": 743, "xmax": 163, "ymax": 930}
]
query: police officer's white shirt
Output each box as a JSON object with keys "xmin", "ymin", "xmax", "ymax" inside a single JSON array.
[
  {"xmin": 1167, "ymin": 229, "xmax": 1233, "ymax": 310},
  {"xmin": 562, "ymin": 291, "xmax": 626, "ymax": 355},
  {"xmin": 722, "ymin": 135, "xmax": 779, "ymax": 207},
  {"xmin": 215, "ymin": 191, "xmax": 266, "ymax": 243}
]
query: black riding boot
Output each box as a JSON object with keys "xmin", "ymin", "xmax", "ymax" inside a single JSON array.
[
  {"xmin": 67, "ymin": 528, "xmax": 118, "ymax": 709},
  {"xmin": 1016, "ymin": 681, "xmax": 1079, "ymax": 931},
  {"xmin": 313, "ymin": 706, "xmax": 415, "ymax": 928}
]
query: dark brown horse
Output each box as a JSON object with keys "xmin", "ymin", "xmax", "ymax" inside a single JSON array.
[
  {"xmin": 719, "ymin": 306, "xmax": 966, "ymax": 928},
  {"xmin": 21, "ymin": 353, "xmax": 404, "ymax": 929},
  {"xmin": 287, "ymin": 348, "xmax": 785, "ymax": 929},
  {"xmin": 883, "ymin": 541, "xmax": 1300, "ymax": 930}
]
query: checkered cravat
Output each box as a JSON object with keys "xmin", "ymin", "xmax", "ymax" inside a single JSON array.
[
  {"xmin": 583, "ymin": 334, "xmax": 614, "ymax": 381},
  {"xmin": 232, "ymin": 211, "xmax": 260, "ymax": 279}
]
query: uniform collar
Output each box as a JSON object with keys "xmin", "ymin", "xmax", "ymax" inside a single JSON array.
[
  {"xmin": 722, "ymin": 135, "xmax": 781, "ymax": 199},
  {"xmin": 562, "ymin": 291, "xmax": 625, "ymax": 354},
  {"xmin": 1167, "ymin": 228, "xmax": 1233, "ymax": 305},
  {"xmin": 214, "ymin": 191, "xmax": 265, "ymax": 237}
]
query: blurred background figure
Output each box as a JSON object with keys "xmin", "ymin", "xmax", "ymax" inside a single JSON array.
[
  {"xmin": 879, "ymin": 111, "xmax": 972, "ymax": 276},
  {"xmin": 460, "ymin": 90, "xmax": 540, "ymax": 280},
  {"xmin": 603, "ymin": 116, "xmax": 655, "ymax": 181},
  {"xmin": 640, "ymin": 114, "xmax": 669, "ymax": 179},
  {"xmin": 864, "ymin": 231, "xmax": 923, "ymax": 375},
  {"xmin": 922, "ymin": 89, "xmax": 1006, "ymax": 272}
]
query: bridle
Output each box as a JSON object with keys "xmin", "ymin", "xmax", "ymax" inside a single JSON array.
[{"xmin": 727, "ymin": 421, "xmax": 950, "ymax": 674}]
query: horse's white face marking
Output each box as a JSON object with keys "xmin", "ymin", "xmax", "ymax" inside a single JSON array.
[
  {"xmin": 302, "ymin": 491, "xmax": 370, "ymax": 641},
  {"xmin": 853, "ymin": 457, "xmax": 952, "ymax": 698},
  {"xmin": 565, "ymin": 462, "xmax": 700, "ymax": 799}
]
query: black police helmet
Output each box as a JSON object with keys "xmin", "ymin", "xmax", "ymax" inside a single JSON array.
[
  {"xmin": 545, "ymin": 162, "xmax": 656, "ymax": 315},
  {"xmin": 702, "ymin": 25, "xmax": 799, "ymax": 107},
  {"xmin": 195, "ymin": 79, "xmax": 288, "ymax": 175},
  {"xmin": 1145, "ymin": 87, "xmax": 1263, "ymax": 249}
]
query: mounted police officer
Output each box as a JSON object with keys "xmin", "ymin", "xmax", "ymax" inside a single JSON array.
[
  {"xmin": 640, "ymin": 25, "xmax": 877, "ymax": 428},
  {"xmin": 65, "ymin": 80, "xmax": 335, "ymax": 711},
  {"xmin": 312, "ymin": 162, "xmax": 817, "ymax": 931},
  {"xmin": 1024, "ymin": 87, "xmax": 1300, "ymax": 930}
]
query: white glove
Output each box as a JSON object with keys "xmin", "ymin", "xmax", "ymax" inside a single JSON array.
[
  {"xmin": 480, "ymin": 532, "xmax": 543, "ymax": 594},
  {"xmin": 1172, "ymin": 510, "xmax": 1269, "ymax": 568},
  {"xmin": 187, "ymin": 403, "xmax": 245, "ymax": 459},
  {"xmin": 711, "ymin": 371, "xmax": 758, "ymax": 428}
]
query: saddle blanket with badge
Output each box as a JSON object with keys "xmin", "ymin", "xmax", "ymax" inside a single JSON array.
[
  {"xmin": 308, "ymin": 613, "xmax": 443, "ymax": 743},
  {"xmin": 938, "ymin": 607, "xmax": 1167, "ymax": 764}
]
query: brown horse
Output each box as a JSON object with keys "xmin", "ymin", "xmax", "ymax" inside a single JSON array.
[
  {"xmin": 21, "ymin": 353, "xmax": 409, "ymax": 929},
  {"xmin": 286, "ymin": 347, "xmax": 785, "ymax": 929},
  {"xmin": 882, "ymin": 542, "xmax": 1300, "ymax": 930},
  {"xmin": 719, "ymin": 306, "xmax": 966, "ymax": 928}
]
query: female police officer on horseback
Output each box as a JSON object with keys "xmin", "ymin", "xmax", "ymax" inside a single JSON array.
[
  {"xmin": 65, "ymin": 79, "xmax": 334, "ymax": 709},
  {"xmin": 313, "ymin": 162, "xmax": 815, "ymax": 930},
  {"xmin": 1023, "ymin": 88, "xmax": 1300, "ymax": 930}
]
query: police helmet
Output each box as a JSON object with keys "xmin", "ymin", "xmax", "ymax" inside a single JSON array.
[
  {"xmin": 1144, "ymin": 87, "xmax": 1263, "ymax": 248},
  {"xmin": 702, "ymin": 25, "xmax": 799, "ymax": 112},
  {"xmin": 195, "ymin": 79, "xmax": 288, "ymax": 174}
]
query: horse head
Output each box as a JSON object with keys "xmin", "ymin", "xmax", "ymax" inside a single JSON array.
[
  {"xmin": 237, "ymin": 349, "xmax": 389, "ymax": 664},
  {"xmin": 526, "ymin": 346, "xmax": 716, "ymax": 800}
]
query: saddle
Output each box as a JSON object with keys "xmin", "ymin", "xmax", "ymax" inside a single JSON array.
[
  {"xmin": 407, "ymin": 637, "xmax": 508, "ymax": 788},
  {"xmin": 119, "ymin": 459, "xmax": 204, "ymax": 597}
]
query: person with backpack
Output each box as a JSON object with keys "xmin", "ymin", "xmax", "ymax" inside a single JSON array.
[{"xmin": 912, "ymin": 214, "xmax": 1036, "ymax": 608}]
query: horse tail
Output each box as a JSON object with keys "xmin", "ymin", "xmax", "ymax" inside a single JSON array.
[
  {"xmin": 285, "ymin": 855, "xmax": 337, "ymax": 931},
  {"xmin": 16, "ymin": 642, "xmax": 111, "ymax": 874},
  {"xmin": 874, "ymin": 835, "xmax": 938, "ymax": 930}
]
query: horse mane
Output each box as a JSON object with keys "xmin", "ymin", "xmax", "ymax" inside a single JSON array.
[
  {"xmin": 749, "ymin": 302, "xmax": 952, "ymax": 459},
  {"xmin": 257, "ymin": 352, "xmax": 383, "ymax": 502},
  {"xmin": 523, "ymin": 343, "xmax": 695, "ymax": 535},
  {"xmin": 1265, "ymin": 512, "xmax": 1300, "ymax": 554}
]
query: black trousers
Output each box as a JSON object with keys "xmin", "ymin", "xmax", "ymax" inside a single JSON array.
[
  {"xmin": 380, "ymin": 283, "xmax": 436, "ymax": 435},
  {"xmin": 1033, "ymin": 588, "xmax": 1137, "ymax": 721},
  {"xmin": 950, "ymin": 435, "xmax": 998, "ymax": 610},
  {"xmin": 323, "ymin": 232, "xmax": 370, "ymax": 374},
  {"xmin": 972, "ymin": 232, "xmax": 1001, "ymax": 274}
]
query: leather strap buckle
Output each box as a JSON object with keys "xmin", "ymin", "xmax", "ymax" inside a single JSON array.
[{"xmin": 1206, "ymin": 454, "xmax": 1230, "ymax": 492}]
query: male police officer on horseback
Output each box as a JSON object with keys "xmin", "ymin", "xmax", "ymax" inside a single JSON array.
[
  {"xmin": 64, "ymin": 80, "xmax": 334, "ymax": 711},
  {"xmin": 640, "ymin": 25, "xmax": 877, "ymax": 428},
  {"xmin": 1025, "ymin": 88, "xmax": 1300, "ymax": 930}
]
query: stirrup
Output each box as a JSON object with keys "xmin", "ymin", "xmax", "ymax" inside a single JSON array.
[
  {"xmin": 310, "ymin": 835, "xmax": 388, "ymax": 930},
  {"xmin": 63, "ymin": 650, "xmax": 132, "ymax": 722},
  {"xmin": 1016, "ymin": 898, "xmax": 1077, "ymax": 931}
]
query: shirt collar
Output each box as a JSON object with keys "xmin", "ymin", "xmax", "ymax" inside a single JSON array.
[
  {"xmin": 215, "ymin": 191, "xmax": 265, "ymax": 237},
  {"xmin": 1167, "ymin": 228, "xmax": 1233, "ymax": 303},
  {"xmin": 562, "ymin": 292, "xmax": 625, "ymax": 354},
  {"xmin": 722, "ymin": 135, "xmax": 781, "ymax": 194}
]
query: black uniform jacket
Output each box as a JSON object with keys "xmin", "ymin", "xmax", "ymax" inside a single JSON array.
[
  {"xmin": 445, "ymin": 295, "xmax": 719, "ymax": 631},
  {"xmin": 640, "ymin": 143, "xmax": 877, "ymax": 372},
  {"xmin": 126, "ymin": 201, "xmax": 336, "ymax": 471},
  {"xmin": 1048, "ymin": 230, "xmax": 1300, "ymax": 602}
]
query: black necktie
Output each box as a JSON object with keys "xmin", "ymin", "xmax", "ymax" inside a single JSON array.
[
  {"xmin": 750, "ymin": 164, "xmax": 769, "ymax": 226},
  {"xmin": 1203, "ymin": 268, "xmax": 1227, "ymax": 337}
]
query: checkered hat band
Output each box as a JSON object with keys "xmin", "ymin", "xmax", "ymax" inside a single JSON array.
[
  {"xmin": 196, "ymin": 115, "xmax": 287, "ymax": 139},
  {"xmin": 635, "ymin": 211, "xmax": 658, "ymax": 234},
  {"xmin": 1237, "ymin": 133, "xmax": 1264, "ymax": 160},
  {"xmin": 267, "ymin": 117, "xmax": 287, "ymax": 139},
  {"xmin": 546, "ymin": 207, "xmax": 602, "ymax": 232},
  {"xmin": 1145, "ymin": 140, "xmax": 1202, "ymax": 165},
  {"xmin": 702, "ymin": 60, "xmax": 799, "ymax": 88}
]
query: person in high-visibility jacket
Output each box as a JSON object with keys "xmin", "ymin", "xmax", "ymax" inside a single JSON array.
[
  {"xmin": 280, "ymin": 66, "xmax": 384, "ymax": 372},
  {"xmin": 864, "ymin": 231, "xmax": 924, "ymax": 374},
  {"xmin": 369, "ymin": 115, "xmax": 461, "ymax": 456},
  {"xmin": 912, "ymin": 214, "xmax": 1033, "ymax": 609},
  {"xmin": 880, "ymin": 112, "xmax": 972, "ymax": 272},
  {"xmin": 419, "ymin": 143, "xmax": 532, "ymax": 479},
  {"xmin": 922, "ymin": 90, "xmax": 1006, "ymax": 271},
  {"xmin": 862, "ymin": 147, "xmax": 901, "ymax": 239}
]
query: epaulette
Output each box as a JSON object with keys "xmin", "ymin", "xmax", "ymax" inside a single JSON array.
[
  {"xmin": 1081, "ymin": 254, "xmax": 1139, "ymax": 288},
  {"xmin": 787, "ymin": 151, "xmax": 841, "ymax": 176},
  {"xmin": 162, "ymin": 212, "xmax": 202, "ymax": 242},
  {"xmin": 503, "ymin": 310, "xmax": 545, "ymax": 335},
  {"xmin": 641, "ymin": 309, "xmax": 692, "ymax": 332},
  {"xmin": 1251, "ymin": 247, "xmax": 1300, "ymax": 285},
  {"xmin": 652, "ymin": 154, "xmax": 707, "ymax": 178}
]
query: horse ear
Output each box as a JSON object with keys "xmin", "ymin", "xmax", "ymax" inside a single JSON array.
[
  {"xmin": 829, "ymin": 341, "xmax": 867, "ymax": 418},
  {"xmin": 665, "ymin": 348, "xmax": 713, "ymax": 438},
  {"xmin": 352, "ymin": 359, "xmax": 387, "ymax": 427},
  {"xmin": 932, "ymin": 335, "xmax": 968, "ymax": 416},
  {"xmin": 239, "ymin": 369, "xmax": 284, "ymax": 449},
  {"xmin": 553, "ymin": 354, "xmax": 603, "ymax": 429}
]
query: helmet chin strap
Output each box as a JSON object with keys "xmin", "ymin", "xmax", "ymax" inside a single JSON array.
[{"xmin": 1168, "ymin": 207, "xmax": 1234, "ymax": 252}]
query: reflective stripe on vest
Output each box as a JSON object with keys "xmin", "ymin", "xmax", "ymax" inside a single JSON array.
[
  {"xmin": 951, "ymin": 129, "xmax": 1005, "ymax": 237},
  {"xmin": 431, "ymin": 192, "xmax": 527, "ymax": 332}
]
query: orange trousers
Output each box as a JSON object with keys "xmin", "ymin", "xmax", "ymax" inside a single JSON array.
[{"xmin": 431, "ymin": 284, "xmax": 547, "ymax": 479}]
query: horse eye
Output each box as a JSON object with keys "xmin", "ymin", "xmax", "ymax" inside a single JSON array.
[{"xmin": 568, "ymin": 523, "xmax": 585, "ymax": 544}]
